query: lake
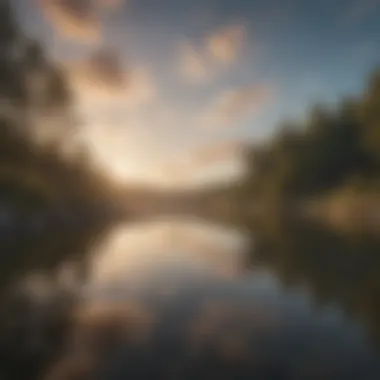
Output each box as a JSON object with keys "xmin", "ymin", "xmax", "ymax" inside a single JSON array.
[{"xmin": 1, "ymin": 215, "xmax": 380, "ymax": 380}]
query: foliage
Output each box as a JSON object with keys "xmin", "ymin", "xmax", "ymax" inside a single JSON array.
[
  {"xmin": 0, "ymin": 1, "xmax": 117, "ymax": 214},
  {"xmin": 242, "ymin": 70, "xmax": 380, "ymax": 201}
]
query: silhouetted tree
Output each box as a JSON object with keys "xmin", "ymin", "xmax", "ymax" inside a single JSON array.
[
  {"xmin": 242, "ymin": 68, "xmax": 380, "ymax": 201},
  {"xmin": 0, "ymin": 0, "xmax": 119, "ymax": 216}
]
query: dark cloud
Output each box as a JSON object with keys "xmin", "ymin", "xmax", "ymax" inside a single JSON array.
[
  {"xmin": 39, "ymin": 0, "xmax": 123, "ymax": 42},
  {"xmin": 65, "ymin": 47, "xmax": 126, "ymax": 93},
  {"xmin": 63, "ymin": 47, "xmax": 155, "ymax": 104}
]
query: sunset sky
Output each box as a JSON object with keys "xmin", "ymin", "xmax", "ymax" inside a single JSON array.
[{"xmin": 14, "ymin": 0, "xmax": 380, "ymax": 188}]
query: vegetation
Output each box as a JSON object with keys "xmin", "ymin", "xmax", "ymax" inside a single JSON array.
[
  {"xmin": 241, "ymin": 70, "xmax": 380, "ymax": 207},
  {"xmin": 0, "ymin": 5, "xmax": 122, "ymax": 378},
  {"xmin": 0, "ymin": 1, "xmax": 119, "ymax": 217}
]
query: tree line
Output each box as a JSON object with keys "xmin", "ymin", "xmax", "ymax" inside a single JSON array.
[
  {"xmin": 0, "ymin": 1, "xmax": 119, "ymax": 216},
  {"xmin": 241, "ymin": 69, "xmax": 380, "ymax": 203}
]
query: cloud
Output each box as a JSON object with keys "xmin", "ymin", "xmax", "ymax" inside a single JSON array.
[
  {"xmin": 39, "ymin": 0, "xmax": 123, "ymax": 42},
  {"xmin": 206, "ymin": 24, "xmax": 246, "ymax": 64},
  {"xmin": 200, "ymin": 84, "xmax": 274, "ymax": 129},
  {"xmin": 124, "ymin": 68, "xmax": 156, "ymax": 107},
  {"xmin": 192, "ymin": 141, "xmax": 244, "ymax": 166},
  {"xmin": 179, "ymin": 42, "xmax": 210, "ymax": 83},
  {"xmin": 98, "ymin": 0, "xmax": 122, "ymax": 9},
  {"xmin": 178, "ymin": 23, "xmax": 247, "ymax": 84},
  {"xmin": 64, "ymin": 48, "xmax": 156, "ymax": 106},
  {"xmin": 71, "ymin": 47, "xmax": 126, "ymax": 91},
  {"xmin": 161, "ymin": 140, "xmax": 245, "ymax": 181}
]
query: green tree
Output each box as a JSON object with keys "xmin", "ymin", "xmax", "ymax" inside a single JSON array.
[{"xmin": 241, "ymin": 68, "xmax": 380, "ymax": 203}]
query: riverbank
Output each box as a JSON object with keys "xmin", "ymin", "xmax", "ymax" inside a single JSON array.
[{"xmin": 235, "ymin": 195, "xmax": 380, "ymax": 235}]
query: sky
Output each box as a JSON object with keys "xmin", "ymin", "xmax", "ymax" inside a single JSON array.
[{"xmin": 14, "ymin": 0, "xmax": 380, "ymax": 188}]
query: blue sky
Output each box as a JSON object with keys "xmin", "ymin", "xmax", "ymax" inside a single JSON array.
[{"xmin": 15, "ymin": 0, "xmax": 380, "ymax": 187}]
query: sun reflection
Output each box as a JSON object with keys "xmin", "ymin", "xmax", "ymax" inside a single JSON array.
[{"xmin": 87, "ymin": 219, "xmax": 249, "ymax": 287}]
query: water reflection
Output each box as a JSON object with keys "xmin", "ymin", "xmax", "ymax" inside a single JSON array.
[
  {"xmin": 88, "ymin": 217, "xmax": 248, "ymax": 287},
  {"xmin": 1, "ymin": 217, "xmax": 380, "ymax": 379},
  {"xmin": 249, "ymin": 218, "xmax": 380, "ymax": 349},
  {"xmin": 0, "ymin": 217, "xmax": 114, "ymax": 380}
]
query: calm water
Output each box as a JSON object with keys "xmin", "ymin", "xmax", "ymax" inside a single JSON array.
[{"xmin": 1, "ymin": 216, "xmax": 380, "ymax": 380}]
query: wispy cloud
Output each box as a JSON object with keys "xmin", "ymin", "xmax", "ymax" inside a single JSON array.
[
  {"xmin": 206, "ymin": 24, "xmax": 246, "ymax": 64},
  {"xmin": 179, "ymin": 23, "xmax": 247, "ymax": 84},
  {"xmin": 64, "ymin": 48, "xmax": 156, "ymax": 106},
  {"xmin": 162, "ymin": 140, "xmax": 244, "ymax": 180},
  {"xmin": 179, "ymin": 42, "xmax": 210, "ymax": 83},
  {"xmin": 39, "ymin": 0, "xmax": 123, "ymax": 42},
  {"xmin": 200, "ymin": 84, "xmax": 274, "ymax": 129},
  {"xmin": 192, "ymin": 141, "xmax": 244, "ymax": 166},
  {"xmin": 69, "ymin": 47, "xmax": 126, "ymax": 92}
]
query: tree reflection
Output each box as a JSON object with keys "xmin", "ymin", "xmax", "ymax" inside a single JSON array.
[
  {"xmin": 0, "ymin": 219, "xmax": 116, "ymax": 380},
  {"xmin": 249, "ymin": 218, "xmax": 380, "ymax": 348},
  {"xmin": 0, "ymin": 2, "xmax": 123, "ymax": 378}
]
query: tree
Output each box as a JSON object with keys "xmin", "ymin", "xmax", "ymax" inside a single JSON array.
[
  {"xmin": 241, "ymin": 68, "xmax": 380, "ymax": 202},
  {"xmin": 0, "ymin": 0, "xmax": 117, "ymax": 217}
]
